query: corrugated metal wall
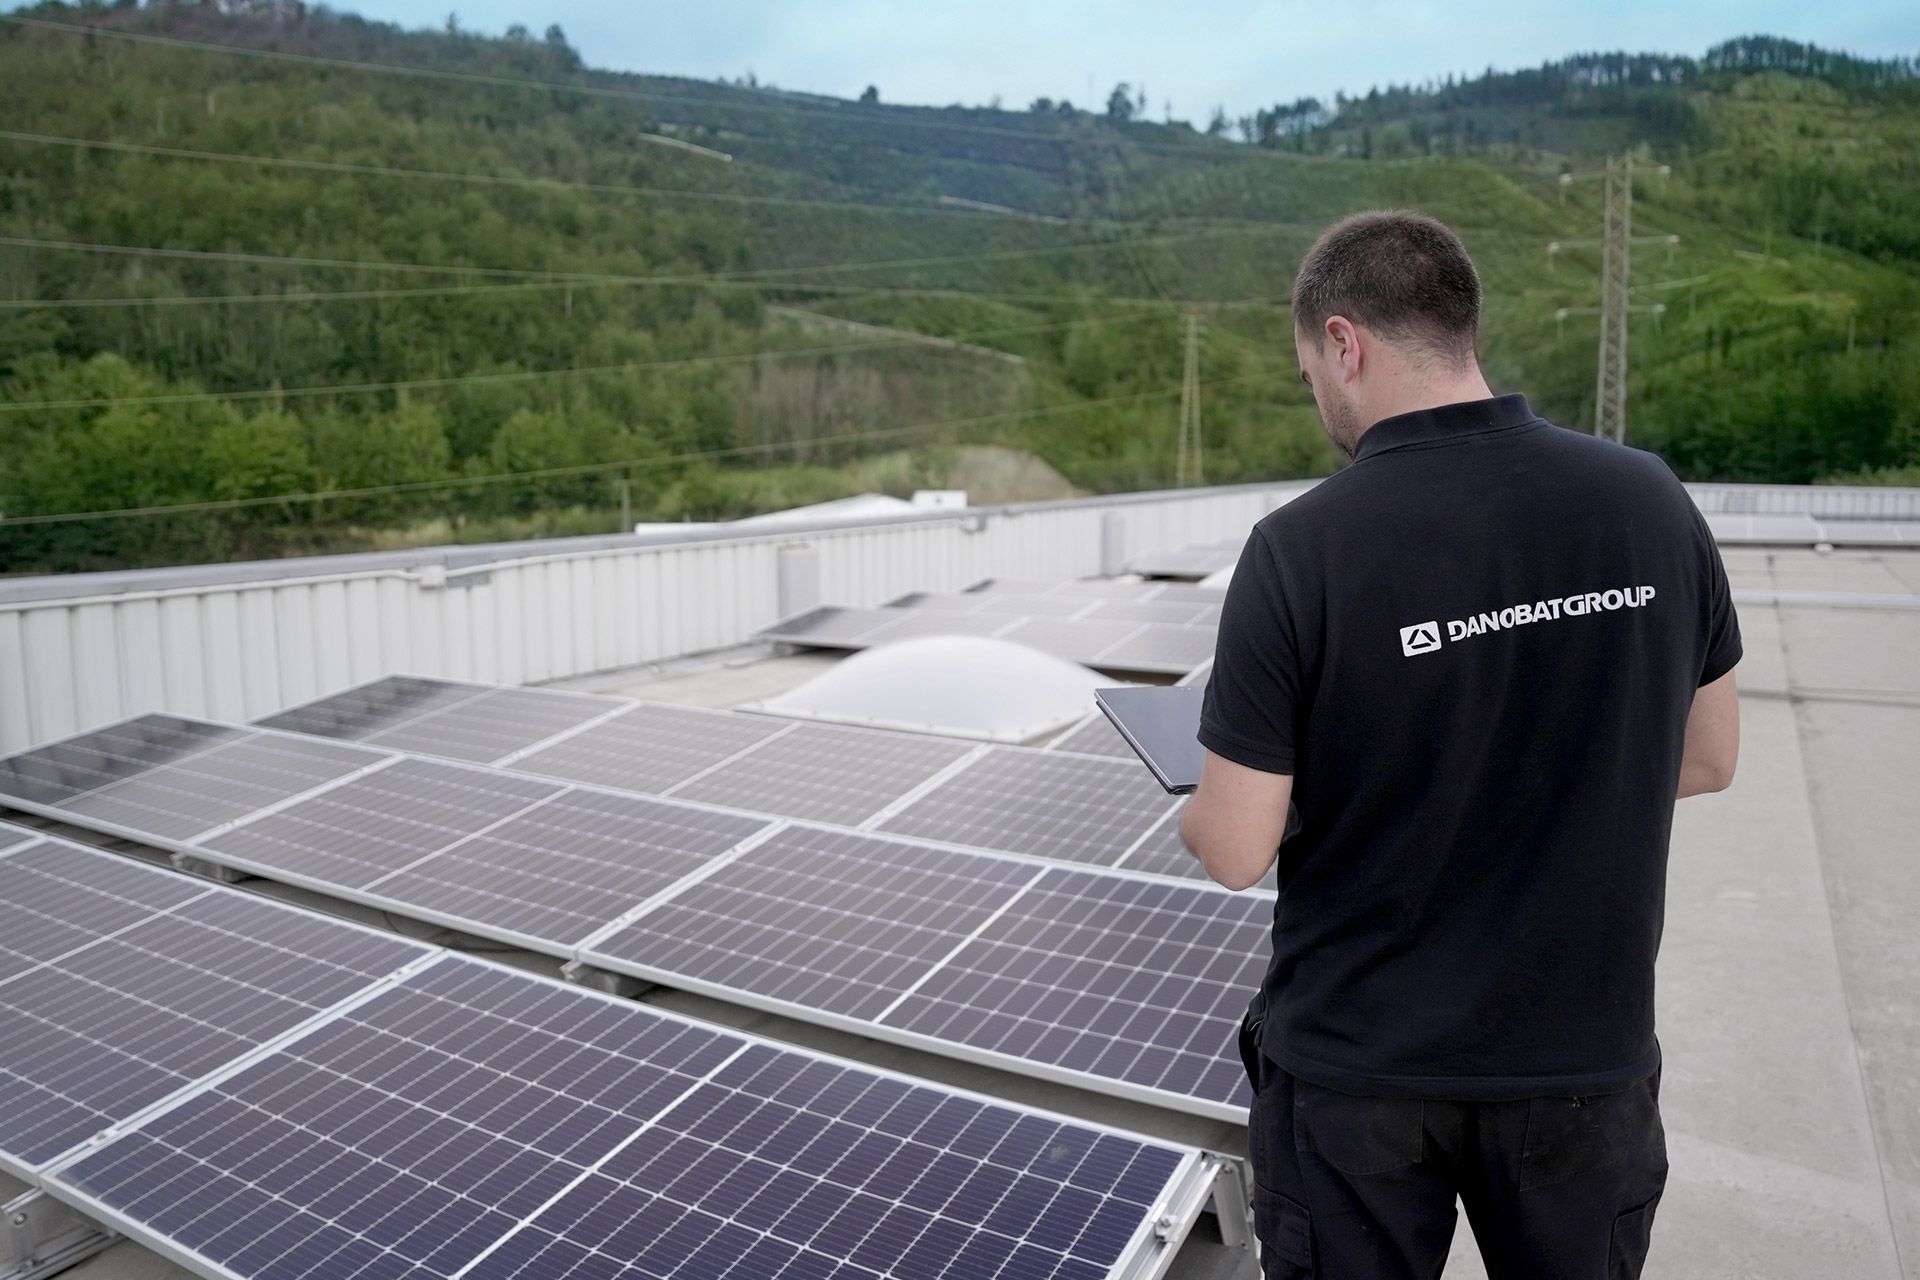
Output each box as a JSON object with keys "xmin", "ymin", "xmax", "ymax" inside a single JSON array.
[{"xmin": 0, "ymin": 485, "xmax": 1294, "ymax": 752}]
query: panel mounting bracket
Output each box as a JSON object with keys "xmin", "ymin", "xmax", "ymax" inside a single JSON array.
[
  {"xmin": 560, "ymin": 959, "xmax": 655, "ymax": 999},
  {"xmin": 2, "ymin": 1188, "xmax": 115, "ymax": 1280}
]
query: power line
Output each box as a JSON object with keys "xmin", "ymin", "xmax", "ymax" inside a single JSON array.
[
  {"xmin": 0, "ymin": 128, "xmax": 1096, "ymax": 223},
  {"xmin": 0, "ymin": 308, "xmax": 1174, "ymax": 414},
  {"xmin": 0, "ymin": 220, "xmax": 1298, "ymax": 289},
  {"xmin": 0, "ymin": 372, "xmax": 1278, "ymax": 528}
]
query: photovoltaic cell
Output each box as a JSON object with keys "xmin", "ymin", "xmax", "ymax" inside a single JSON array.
[
  {"xmin": 52, "ymin": 955, "xmax": 1191, "ymax": 1280},
  {"xmin": 512, "ymin": 703, "xmax": 788, "ymax": 795},
  {"xmin": 257, "ymin": 676, "xmax": 483, "ymax": 742},
  {"xmin": 0, "ymin": 840, "xmax": 424, "ymax": 1171},
  {"xmin": 370, "ymin": 789, "xmax": 772, "ymax": 948},
  {"xmin": 588, "ymin": 825, "xmax": 1044, "ymax": 1022},
  {"xmin": 199, "ymin": 757, "xmax": 562, "ymax": 890},
  {"xmin": 876, "ymin": 748, "xmax": 1177, "ymax": 867},
  {"xmin": 0, "ymin": 823, "xmax": 36, "ymax": 853},
  {"xmin": 56, "ymin": 732, "xmax": 387, "ymax": 842},
  {"xmin": 948, "ymin": 594, "xmax": 1097, "ymax": 620},
  {"xmin": 668, "ymin": 722, "xmax": 975, "ymax": 827},
  {"xmin": 0, "ymin": 715, "xmax": 243, "ymax": 809},
  {"xmin": 879, "ymin": 868, "xmax": 1266, "ymax": 1112},
  {"xmin": 363, "ymin": 686, "xmax": 617, "ymax": 764}
]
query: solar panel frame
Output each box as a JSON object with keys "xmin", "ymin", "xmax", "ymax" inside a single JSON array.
[{"xmin": 41, "ymin": 951, "xmax": 1214, "ymax": 1280}]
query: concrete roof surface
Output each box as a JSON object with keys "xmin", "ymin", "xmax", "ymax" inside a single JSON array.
[{"xmin": 4, "ymin": 546, "xmax": 1915, "ymax": 1280}]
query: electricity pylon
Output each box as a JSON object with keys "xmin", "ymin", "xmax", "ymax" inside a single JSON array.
[
  {"xmin": 1549, "ymin": 155, "xmax": 1676, "ymax": 444},
  {"xmin": 1176, "ymin": 312, "xmax": 1204, "ymax": 486}
]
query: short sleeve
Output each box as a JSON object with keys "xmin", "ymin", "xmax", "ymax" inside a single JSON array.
[
  {"xmin": 1698, "ymin": 522, "xmax": 1742, "ymax": 687},
  {"xmin": 1198, "ymin": 528, "xmax": 1301, "ymax": 774}
]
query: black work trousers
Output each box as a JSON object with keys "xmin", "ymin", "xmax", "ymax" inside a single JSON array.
[{"xmin": 1239, "ymin": 1017, "xmax": 1668, "ymax": 1279}]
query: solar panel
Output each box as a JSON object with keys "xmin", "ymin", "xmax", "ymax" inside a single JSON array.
[
  {"xmin": 55, "ymin": 731, "xmax": 387, "ymax": 843},
  {"xmin": 257, "ymin": 674, "xmax": 484, "ymax": 742},
  {"xmin": 363, "ymin": 685, "xmax": 619, "ymax": 764},
  {"xmin": 1080, "ymin": 599, "xmax": 1212, "ymax": 626},
  {"xmin": 1092, "ymin": 626, "xmax": 1218, "ymax": 674},
  {"xmin": 855, "ymin": 610, "xmax": 1018, "ymax": 644},
  {"xmin": 49, "ymin": 954, "xmax": 1198, "ymax": 1280},
  {"xmin": 370, "ymin": 788, "xmax": 773, "ymax": 950},
  {"xmin": 758, "ymin": 605, "xmax": 897, "ymax": 647},
  {"xmin": 0, "ymin": 822, "xmax": 36, "ymax": 853},
  {"xmin": 875, "ymin": 747, "xmax": 1178, "ymax": 867},
  {"xmin": 0, "ymin": 714, "xmax": 243, "ymax": 809},
  {"xmin": 957, "ymin": 594, "xmax": 1101, "ymax": 619},
  {"xmin": 1047, "ymin": 714, "xmax": 1138, "ymax": 759},
  {"xmin": 0, "ymin": 838, "xmax": 425, "ymax": 1175},
  {"xmin": 199, "ymin": 757, "xmax": 563, "ymax": 891},
  {"xmin": 587, "ymin": 825, "xmax": 1046, "ymax": 1022},
  {"xmin": 511, "ymin": 702, "xmax": 790, "ymax": 795},
  {"xmin": 879, "ymin": 868, "xmax": 1265, "ymax": 1113},
  {"xmin": 993, "ymin": 617, "xmax": 1147, "ymax": 663},
  {"xmin": 668, "ymin": 722, "xmax": 976, "ymax": 827},
  {"xmin": 1146, "ymin": 584, "xmax": 1228, "ymax": 607}
]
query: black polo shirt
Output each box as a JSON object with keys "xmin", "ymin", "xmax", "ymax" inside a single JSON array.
[{"xmin": 1200, "ymin": 394, "xmax": 1741, "ymax": 1099}]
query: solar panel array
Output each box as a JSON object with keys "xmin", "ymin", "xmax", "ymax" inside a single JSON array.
[
  {"xmin": 0, "ymin": 705, "xmax": 1267, "ymax": 1120},
  {"xmin": 256, "ymin": 677, "xmax": 1191, "ymax": 881},
  {"xmin": 583, "ymin": 827, "xmax": 1270, "ymax": 1117},
  {"xmin": 0, "ymin": 825, "xmax": 1208, "ymax": 1279}
]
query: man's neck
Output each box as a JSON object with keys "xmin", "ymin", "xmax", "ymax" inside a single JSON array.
[{"xmin": 1355, "ymin": 374, "xmax": 1497, "ymax": 441}]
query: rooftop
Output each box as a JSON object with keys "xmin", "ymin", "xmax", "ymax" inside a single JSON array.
[{"xmin": 1, "ymin": 517, "xmax": 1915, "ymax": 1279}]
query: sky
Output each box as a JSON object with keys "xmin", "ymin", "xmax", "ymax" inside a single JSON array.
[{"xmin": 306, "ymin": 0, "xmax": 1915, "ymax": 121}]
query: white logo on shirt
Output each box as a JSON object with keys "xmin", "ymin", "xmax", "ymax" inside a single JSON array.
[
  {"xmin": 1399, "ymin": 621, "xmax": 1442, "ymax": 657},
  {"xmin": 1397, "ymin": 585, "xmax": 1658, "ymax": 657}
]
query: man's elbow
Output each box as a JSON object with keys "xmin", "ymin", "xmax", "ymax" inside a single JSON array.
[{"xmin": 1179, "ymin": 812, "xmax": 1268, "ymax": 891}]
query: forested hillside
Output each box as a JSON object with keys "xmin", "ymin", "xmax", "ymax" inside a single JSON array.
[{"xmin": 2, "ymin": 5, "xmax": 1916, "ymax": 572}]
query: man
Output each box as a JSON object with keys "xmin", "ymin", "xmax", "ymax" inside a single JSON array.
[{"xmin": 1180, "ymin": 210, "xmax": 1741, "ymax": 1279}]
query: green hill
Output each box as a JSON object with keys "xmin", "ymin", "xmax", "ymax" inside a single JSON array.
[{"xmin": 1, "ymin": 6, "xmax": 1916, "ymax": 572}]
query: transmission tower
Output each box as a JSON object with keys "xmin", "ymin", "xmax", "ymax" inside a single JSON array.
[
  {"xmin": 1548, "ymin": 155, "xmax": 1676, "ymax": 444},
  {"xmin": 1595, "ymin": 154, "xmax": 1633, "ymax": 443},
  {"xmin": 1176, "ymin": 312, "xmax": 1204, "ymax": 486}
]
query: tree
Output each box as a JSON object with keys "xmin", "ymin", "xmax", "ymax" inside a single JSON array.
[
  {"xmin": 1206, "ymin": 106, "xmax": 1229, "ymax": 137},
  {"xmin": 1106, "ymin": 82, "xmax": 1135, "ymax": 123},
  {"xmin": 859, "ymin": 84, "xmax": 879, "ymax": 105}
]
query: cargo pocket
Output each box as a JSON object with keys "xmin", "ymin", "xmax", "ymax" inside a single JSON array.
[
  {"xmin": 1607, "ymin": 1190, "xmax": 1661, "ymax": 1278},
  {"xmin": 1520, "ymin": 1075, "xmax": 1664, "ymax": 1192},
  {"xmin": 1252, "ymin": 1184, "xmax": 1313, "ymax": 1278},
  {"xmin": 1291, "ymin": 1080, "xmax": 1424, "ymax": 1176}
]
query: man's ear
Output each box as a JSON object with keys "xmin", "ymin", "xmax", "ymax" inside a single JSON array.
[{"xmin": 1325, "ymin": 315, "xmax": 1361, "ymax": 381}]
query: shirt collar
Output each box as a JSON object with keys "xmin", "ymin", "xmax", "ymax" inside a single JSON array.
[{"xmin": 1350, "ymin": 394, "xmax": 1540, "ymax": 463}]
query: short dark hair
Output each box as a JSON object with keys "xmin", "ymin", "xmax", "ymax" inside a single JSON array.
[{"xmin": 1292, "ymin": 211, "xmax": 1481, "ymax": 366}]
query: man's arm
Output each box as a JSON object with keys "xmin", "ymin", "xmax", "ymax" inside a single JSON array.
[
  {"xmin": 1180, "ymin": 750, "xmax": 1293, "ymax": 890},
  {"xmin": 1677, "ymin": 667, "xmax": 1739, "ymax": 798}
]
